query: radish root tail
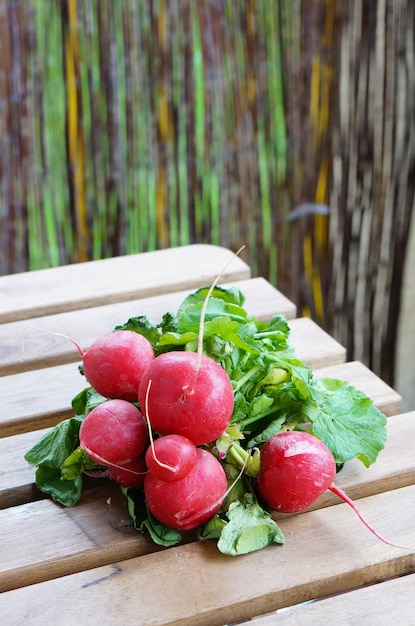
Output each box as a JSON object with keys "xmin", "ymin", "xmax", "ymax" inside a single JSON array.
[
  {"xmin": 21, "ymin": 325, "xmax": 85, "ymax": 362},
  {"xmin": 329, "ymin": 483, "xmax": 410, "ymax": 550}
]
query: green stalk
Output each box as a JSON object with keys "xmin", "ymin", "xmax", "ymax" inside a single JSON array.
[
  {"xmin": 232, "ymin": 364, "xmax": 262, "ymax": 394},
  {"xmin": 226, "ymin": 442, "xmax": 260, "ymax": 478}
]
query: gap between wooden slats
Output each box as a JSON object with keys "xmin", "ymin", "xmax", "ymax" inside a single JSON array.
[{"xmin": 245, "ymin": 572, "xmax": 415, "ymax": 626}]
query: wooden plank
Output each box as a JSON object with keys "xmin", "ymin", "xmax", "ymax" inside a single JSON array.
[
  {"xmin": 0, "ymin": 428, "xmax": 49, "ymax": 508},
  {"xmin": 288, "ymin": 317, "xmax": 346, "ymax": 368},
  {"xmin": 3, "ymin": 361, "xmax": 399, "ymax": 455},
  {"xmin": 0, "ymin": 317, "xmax": 345, "ymax": 438},
  {"xmin": 2, "ymin": 362, "xmax": 403, "ymax": 509},
  {"xmin": 0, "ymin": 483, "xmax": 162, "ymax": 594},
  {"xmin": 0, "ymin": 277, "xmax": 296, "ymax": 376},
  {"xmin": 1, "ymin": 485, "xmax": 414, "ymax": 625},
  {"xmin": 0, "ymin": 244, "xmax": 251, "ymax": 324},
  {"xmin": 245, "ymin": 572, "xmax": 415, "ymax": 625},
  {"xmin": 314, "ymin": 360, "xmax": 402, "ymax": 416},
  {"xmin": 0, "ymin": 363, "xmax": 78, "ymax": 437}
]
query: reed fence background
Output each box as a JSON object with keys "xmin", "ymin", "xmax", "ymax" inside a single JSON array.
[{"xmin": 1, "ymin": 0, "xmax": 415, "ymax": 393}]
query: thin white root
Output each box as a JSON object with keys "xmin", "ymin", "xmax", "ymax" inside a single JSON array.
[{"xmin": 20, "ymin": 325, "xmax": 85, "ymax": 362}]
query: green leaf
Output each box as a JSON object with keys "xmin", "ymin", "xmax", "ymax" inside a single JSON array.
[
  {"xmin": 25, "ymin": 416, "xmax": 84, "ymax": 507},
  {"xmin": 60, "ymin": 446, "xmax": 104, "ymax": 481},
  {"xmin": 197, "ymin": 285, "xmax": 246, "ymax": 307},
  {"xmin": 309, "ymin": 379, "xmax": 387, "ymax": 467},
  {"xmin": 198, "ymin": 514, "xmax": 226, "ymax": 540},
  {"xmin": 247, "ymin": 414, "xmax": 287, "ymax": 448},
  {"xmin": 71, "ymin": 387, "xmax": 107, "ymax": 415},
  {"xmin": 157, "ymin": 330, "xmax": 198, "ymax": 348},
  {"xmin": 113, "ymin": 315, "xmax": 162, "ymax": 348},
  {"xmin": 35, "ymin": 465, "xmax": 83, "ymax": 507},
  {"xmin": 25, "ymin": 416, "xmax": 83, "ymax": 467},
  {"xmin": 122, "ymin": 487, "xmax": 182, "ymax": 547},
  {"xmin": 177, "ymin": 286, "xmax": 246, "ymax": 320},
  {"xmin": 142, "ymin": 511, "xmax": 183, "ymax": 546},
  {"xmin": 159, "ymin": 311, "xmax": 178, "ymax": 334},
  {"xmin": 216, "ymin": 494, "xmax": 285, "ymax": 556}
]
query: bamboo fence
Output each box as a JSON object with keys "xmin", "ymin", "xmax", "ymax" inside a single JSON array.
[{"xmin": 1, "ymin": 0, "xmax": 414, "ymax": 387}]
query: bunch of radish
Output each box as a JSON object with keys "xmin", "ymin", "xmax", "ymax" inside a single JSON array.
[
  {"xmin": 25, "ymin": 256, "xmax": 402, "ymax": 554},
  {"xmin": 69, "ymin": 326, "xmax": 396, "ymax": 547}
]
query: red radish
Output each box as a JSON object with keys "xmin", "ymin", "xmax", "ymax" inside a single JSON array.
[
  {"xmin": 80, "ymin": 330, "xmax": 155, "ymax": 401},
  {"xmin": 144, "ymin": 447, "xmax": 228, "ymax": 530},
  {"xmin": 257, "ymin": 430, "xmax": 336, "ymax": 513},
  {"xmin": 138, "ymin": 248, "xmax": 244, "ymax": 446},
  {"xmin": 108, "ymin": 454, "xmax": 147, "ymax": 488},
  {"xmin": 257, "ymin": 430, "xmax": 404, "ymax": 548},
  {"xmin": 138, "ymin": 351, "xmax": 234, "ymax": 445},
  {"xmin": 22, "ymin": 328, "xmax": 154, "ymax": 401},
  {"xmin": 145, "ymin": 434, "xmax": 197, "ymax": 482},
  {"xmin": 79, "ymin": 399, "xmax": 148, "ymax": 467}
]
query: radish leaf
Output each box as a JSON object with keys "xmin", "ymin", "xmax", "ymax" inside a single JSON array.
[
  {"xmin": 308, "ymin": 380, "xmax": 387, "ymax": 466},
  {"xmin": 215, "ymin": 494, "xmax": 285, "ymax": 556}
]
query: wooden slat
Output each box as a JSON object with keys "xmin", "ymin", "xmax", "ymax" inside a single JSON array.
[
  {"xmin": 0, "ymin": 244, "xmax": 251, "ymax": 324},
  {"xmin": 0, "ymin": 482, "xmax": 162, "ymax": 594},
  {"xmin": 0, "ymin": 277, "xmax": 296, "ymax": 376},
  {"xmin": 0, "ymin": 428, "xmax": 49, "ymax": 509},
  {"xmin": 246, "ymin": 573, "xmax": 415, "ymax": 625},
  {"xmin": 288, "ymin": 317, "xmax": 346, "ymax": 368},
  {"xmin": 1, "ymin": 485, "xmax": 414, "ymax": 625},
  {"xmin": 1, "ymin": 363, "xmax": 79, "ymax": 437},
  {"xmin": 1, "ymin": 317, "xmax": 345, "ymax": 438}
]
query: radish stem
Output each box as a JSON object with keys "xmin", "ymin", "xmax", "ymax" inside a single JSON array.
[{"xmin": 187, "ymin": 245, "xmax": 245, "ymax": 395}]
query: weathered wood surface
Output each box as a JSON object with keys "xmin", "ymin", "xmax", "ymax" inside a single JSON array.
[
  {"xmin": 0, "ymin": 378, "xmax": 407, "ymax": 515},
  {"xmin": 0, "ymin": 244, "xmax": 250, "ymax": 324},
  {"xmin": 3, "ymin": 356, "xmax": 401, "ymax": 443},
  {"xmin": 247, "ymin": 573, "xmax": 415, "ymax": 626},
  {"xmin": 0, "ymin": 245, "xmax": 412, "ymax": 626},
  {"xmin": 1, "ymin": 485, "xmax": 414, "ymax": 625}
]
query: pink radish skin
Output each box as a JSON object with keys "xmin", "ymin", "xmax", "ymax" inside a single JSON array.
[
  {"xmin": 257, "ymin": 431, "xmax": 336, "ymax": 513},
  {"xmin": 79, "ymin": 399, "xmax": 148, "ymax": 467},
  {"xmin": 138, "ymin": 351, "xmax": 234, "ymax": 446},
  {"xmin": 144, "ymin": 447, "xmax": 228, "ymax": 530},
  {"xmin": 145, "ymin": 434, "xmax": 197, "ymax": 482},
  {"xmin": 257, "ymin": 430, "xmax": 404, "ymax": 548},
  {"xmin": 38, "ymin": 329, "xmax": 155, "ymax": 401},
  {"xmin": 80, "ymin": 330, "xmax": 155, "ymax": 401},
  {"xmin": 108, "ymin": 454, "xmax": 147, "ymax": 488}
]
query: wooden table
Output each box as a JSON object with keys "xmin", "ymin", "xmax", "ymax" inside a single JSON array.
[{"xmin": 1, "ymin": 244, "xmax": 414, "ymax": 625}]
